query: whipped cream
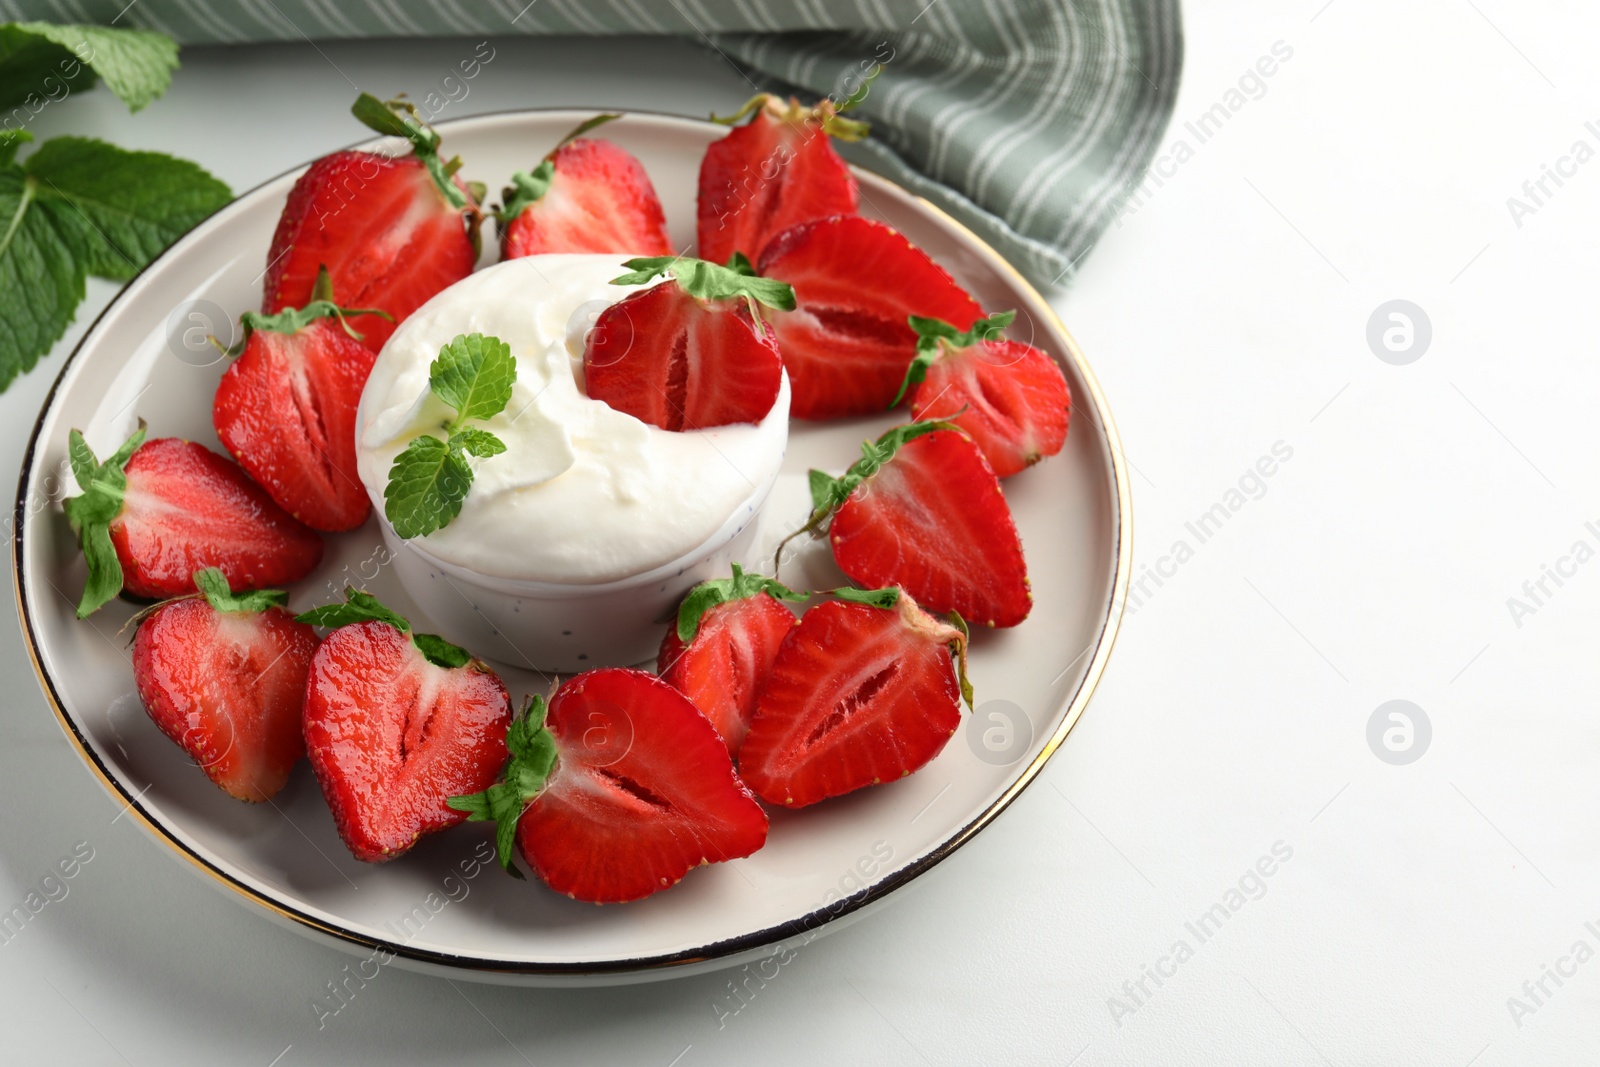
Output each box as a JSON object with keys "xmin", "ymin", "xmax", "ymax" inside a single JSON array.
[{"xmin": 355, "ymin": 254, "xmax": 789, "ymax": 585}]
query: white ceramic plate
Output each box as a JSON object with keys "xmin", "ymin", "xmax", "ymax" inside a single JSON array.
[{"xmin": 13, "ymin": 110, "xmax": 1130, "ymax": 985}]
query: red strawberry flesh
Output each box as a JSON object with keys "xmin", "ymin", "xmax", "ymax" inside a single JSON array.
[
  {"xmin": 134, "ymin": 599, "xmax": 318, "ymax": 802},
  {"xmin": 657, "ymin": 592, "xmax": 798, "ymax": 756},
  {"xmin": 758, "ymin": 217, "xmax": 982, "ymax": 419},
  {"xmin": 698, "ymin": 104, "xmax": 858, "ymax": 265},
  {"xmin": 213, "ymin": 317, "xmax": 376, "ymax": 531},
  {"xmin": 112, "ymin": 438, "xmax": 323, "ymax": 598},
  {"xmin": 264, "ymin": 152, "xmax": 474, "ymax": 353},
  {"xmin": 517, "ymin": 669, "xmax": 768, "ymax": 903},
  {"xmin": 502, "ymin": 138, "xmax": 673, "ymax": 259},
  {"xmin": 585, "ymin": 281, "xmax": 783, "ymax": 431},
  {"xmin": 829, "ymin": 429, "xmax": 1031, "ymax": 627},
  {"xmin": 739, "ymin": 596, "xmax": 964, "ymax": 808},
  {"xmin": 303, "ymin": 621, "xmax": 511, "ymax": 862}
]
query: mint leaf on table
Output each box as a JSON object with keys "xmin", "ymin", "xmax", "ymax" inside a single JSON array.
[
  {"xmin": 0, "ymin": 23, "xmax": 177, "ymax": 112},
  {"xmin": 25, "ymin": 137, "xmax": 231, "ymax": 280},
  {"xmin": 384, "ymin": 333, "xmax": 516, "ymax": 539},
  {"xmin": 0, "ymin": 132, "xmax": 230, "ymax": 391}
]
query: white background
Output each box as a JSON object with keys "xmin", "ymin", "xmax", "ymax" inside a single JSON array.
[{"xmin": 2, "ymin": 3, "xmax": 1596, "ymax": 1064}]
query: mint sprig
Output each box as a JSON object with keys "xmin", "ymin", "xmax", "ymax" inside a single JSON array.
[
  {"xmin": 295, "ymin": 587, "xmax": 473, "ymax": 670},
  {"xmin": 383, "ymin": 333, "xmax": 516, "ymax": 539},
  {"xmin": 61, "ymin": 421, "xmax": 146, "ymax": 618},
  {"xmin": 0, "ymin": 22, "xmax": 177, "ymax": 112},
  {"xmin": 674, "ymin": 562, "xmax": 808, "ymax": 644},
  {"xmin": 612, "ymin": 254, "xmax": 796, "ymax": 315},
  {"xmin": 193, "ymin": 568, "xmax": 287, "ymax": 614},
  {"xmin": 891, "ymin": 311, "xmax": 1017, "ymax": 406},
  {"xmin": 447, "ymin": 694, "xmax": 558, "ymax": 876},
  {"xmin": 0, "ymin": 23, "xmax": 230, "ymax": 395},
  {"xmin": 772, "ymin": 419, "xmax": 958, "ymax": 572}
]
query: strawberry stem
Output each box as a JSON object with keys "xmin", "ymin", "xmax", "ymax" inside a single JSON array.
[
  {"xmin": 231, "ymin": 271, "xmax": 393, "ymax": 353},
  {"xmin": 62, "ymin": 421, "xmax": 147, "ymax": 618},
  {"xmin": 350, "ymin": 93, "xmax": 471, "ymax": 211},
  {"xmin": 296, "ymin": 587, "xmax": 474, "ymax": 669},
  {"xmin": 447, "ymin": 694, "xmax": 558, "ymax": 876},
  {"xmin": 674, "ymin": 562, "xmax": 807, "ymax": 644}
]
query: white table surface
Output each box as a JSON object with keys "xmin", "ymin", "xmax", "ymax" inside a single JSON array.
[{"xmin": 3, "ymin": 6, "xmax": 1595, "ymax": 1064}]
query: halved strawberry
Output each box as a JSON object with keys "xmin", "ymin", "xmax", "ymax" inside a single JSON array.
[
  {"xmin": 501, "ymin": 114, "xmax": 673, "ymax": 259},
  {"xmin": 264, "ymin": 94, "xmax": 479, "ymax": 353},
  {"xmin": 584, "ymin": 255, "xmax": 792, "ymax": 430},
  {"xmin": 740, "ymin": 588, "xmax": 971, "ymax": 809},
  {"xmin": 657, "ymin": 564, "xmax": 806, "ymax": 756},
  {"xmin": 758, "ymin": 217, "xmax": 982, "ymax": 420},
  {"xmin": 781, "ymin": 422, "xmax": 1031, "ymax": 628},
  {"xmin": 298, "ymin": 590, "xmax": 511, "ymax": 863},
  {"xmin": 697, "ymin": 90, "xmax": 868, "ymax": 265},
  {"xmin": 451, "ymin": 669, "xmax": 768, "ymax": 903},
  {"xmin": 63, "ymin": 425, "xmax": 323, "ymax": 618},
  {"xmin": 893, "ymin": 312, "xmax": 1071, "ymax": 478},
  {"xmin": 133, "ymin": 569, "xmax": 319, "ymax": 802},
  {"xmin": 214, "ymin": 269, "xmax": 387, "ymax": 531}
]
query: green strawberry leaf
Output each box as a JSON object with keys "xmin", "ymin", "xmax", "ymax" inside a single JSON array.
[
  {"xmin": 231, "ymin": 266, "xmax": 390, "ymax": 351},
  {"xmin": 412, "ymin": 631, "xmax": 472, "ymax": 669},
  {"xmin": 350, "ymin": 93, "xmax": 467, "ymax": 210},
  {"xmin": 295, "ymin": 587, "xmax": 412, "ymax": 633},
  {"xmin": 830, "ymin": 586, "xmax": 901, "ymax": 610},
  {"xmin": 0, "ymin": 23, "xmax": 177, "ymax": 113},
  {"xmin": 674, "ymin": 562, "xmax": 807, "ymax": 644},
  {"xmin": 448, "ymin": 694, "xmax": 558, "ymax": 875},
  {"xmin": 611, "ymin": 255, "xmax": 796, "ymax": 313},
  {"xmin": 775, "ymin": 420, "xmax": 958, "ymax": 573},
  {"xmin": 551, "ymin": 112, "xmax": 620, "ymax": 153},
  {"xmin": 499, "ymin": 161, "xmax": 552, "ymax": 222},
  {"xmin": 61, "ymin": 423, "xmax": 145, "ymax": 618},
  {"xmin": 384, "ymin": 433, "xmax": 474, "ymax": 540},
  {"xmin": 192, "ymin": 567, "xmax": 287, "ymax": 614},
  {"xmin": 894, "ymin": 311, "xmax": 1017, "ymax": 408},
  {"xmin": 431, "ymin": 332, "xmax": 516, "ymax": 425}
]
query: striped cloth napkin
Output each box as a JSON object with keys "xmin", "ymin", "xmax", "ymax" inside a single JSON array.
[{"xmin": 7, "ymin": 0, "xmax": 1183, "ymax": 286}]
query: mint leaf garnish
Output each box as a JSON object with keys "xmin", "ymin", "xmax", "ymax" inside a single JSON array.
[
  {"xmin": 192, "ymin": 568, "xmax": 287, "ymax": 614},
  {"xmin": 296, "ymin": 587, "xmax": 474, "ymax": 669},
  {"xmin": 611, "ymin": 255, "xmax": 796, "ymax": 313},
  {"xmin": 0, "ymin": 23, "xmax": 177, "ymax": 112},
  {"xmin": 892, "ymin": 311, "xmax": 1017, "ymax": 406},
  {"xmin": 384, "ymin": 333, "xmax": 515, "ymax": 540},
  {"xmin": 447, "ymin": 694, "xmax": 558, "ymax": 876},
  {"xmin": 0, "ymin": 135, "xmax": 229, "ymax": 390},
  {"xmin": 675, "ymin": 562, "xmax": 807, "ymax": 644},
  {"xmin": 61, "ymin": 422, "xmax": 146, "ymax": 618},
  {"xmin": 430, "ymin": 332, "xmax": 516, "ymax": 422},
  {"xmin": 24, "ymin": 137, "xmax": 231, "ymax": 282}
]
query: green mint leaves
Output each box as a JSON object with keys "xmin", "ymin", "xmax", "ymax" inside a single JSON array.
[
  {"xmin": 62, "ymin": 422, "xmax": 145, "ymax": 618},
  {"xmin": 0, "ymin": 134, "xmax": 229, "ymax": 391},
  {"xmin": 675, "ymin": 562, "xmax": 808, "ymax": 644},
  {"xmin": 0, "ymin": 22, "xmax": 177, "ymax": 113},
  {"xmin": 295, "ymin": 587, "xmax": 473, "ymax": 669},
  {"xmin": 447, "ymin": 694, "xmax": 558, "ymax": 876},
  {"xmin": 384, "ymin": 333, "xmax": 515, "ymax": 540},
  {"xmin": 351, "ymin": 92, "xmax": 469, "ymax": 211},
  {"xmin": 193, "ymin": 568, "xmax": 287, "ymax": 614},
  {"xmin": 892, "ymin": 311, "xmax": 1017, "ymax": 406},
  {"xmin": 0, "ymin": 24, "xmax": 230, "ymax": 394},
  {"xmin": 612, "ymin": 255, "xmax": 796, "ymax": 314}
]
